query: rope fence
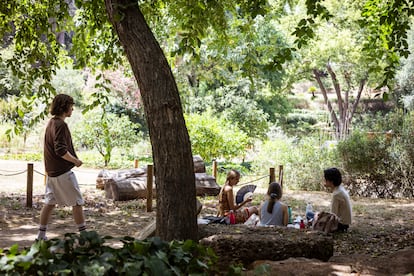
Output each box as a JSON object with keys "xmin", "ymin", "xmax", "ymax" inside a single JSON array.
[
  {"xmin": 238, "ymin": 175, "xmax": 269, "ymax": 186},
  {"xmin": 0, "ymin": 168, "xmax": 103, "ymax": 182},
  {"xmin": 0, "ymin": 169, "xmax": 27, "ymax": 177},
  {"xmin": 213, "ymin": 164, "xmax": 284, "ymax": 188},
  {"xmin": 1, "ymin": 162, "xmax": 285, "ymax": 209},
  {"xmin": 0, "ymin": 163, "xmax": 103, "ymax": 208}
]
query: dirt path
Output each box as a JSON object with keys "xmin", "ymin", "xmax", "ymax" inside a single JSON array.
[
  {"xmin": 1, "ymin": 160, "xmax": 413, "ymax": 275},
  {"xmin": 0, "ymin": 159, "xmax": 101, "ymax": 194}
]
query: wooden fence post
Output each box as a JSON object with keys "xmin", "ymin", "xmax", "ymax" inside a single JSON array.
[
  {"xmin": 26, "ymin": 163, "xmax": 33, "ymax": 208},
  {"xmin": 134, "ymin": 159, "xmax": 139, "ymax": 168},
  {"xmin": 278, "ymin": 165, "xmax": 284, "ymax": 188},
  {"xmin": 212, "ymin": 160, "xmax": 217, "ymax": 179},
  {"xmin": 269, "ymin": 167, "xmax": 275, "ymax": 184},
  {"xmin": 146, "ymin": 164, "xmax": 153, "ymax": 212}
]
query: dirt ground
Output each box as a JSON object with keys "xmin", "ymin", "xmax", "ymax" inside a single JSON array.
[{"xmin": 1, "ymin": 160, "xmax": 414, "ymax": 275}]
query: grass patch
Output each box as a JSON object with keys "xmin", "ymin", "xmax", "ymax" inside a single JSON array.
[{"xmin": 0, "ymin": 152, "xmax": 42, "ymax": 161}]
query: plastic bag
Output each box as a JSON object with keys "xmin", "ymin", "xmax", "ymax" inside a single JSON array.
[{"xmin": 244, "ymin": 213, "xmax": 259, "ymax": 226}]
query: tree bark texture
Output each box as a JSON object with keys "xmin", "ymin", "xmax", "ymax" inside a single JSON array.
[{"xmin": 104, "ymin": 0, "xmax": 197, "ymax": 241}]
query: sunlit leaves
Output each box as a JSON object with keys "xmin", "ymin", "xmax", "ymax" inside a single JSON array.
[
  {"xmin": 70, "ymin": 0, "xmax": 123, "ymax": 70},
  {"xmin": 292, "ymin": 0, "xmax": 332, "ymax": 49},
  {"xmin": 72, "ymin": 108, "xmax": 141, "ymax": 166},
  {"xmin": 1, "ymin": 0, "xmax": 275, "ymax": 140},
  {"xmin": 293, "ymin": 0, "xmax": 414, "ymax": 89},
  {"xmin": 359, "ymin": 0, "xmax": 413, "ymax": 88},
  {"xmin": 185, "ymin": 110, "xmax": 249, "ymax": 161},
  {"xmin": 155, "ymin": 0, "xmax": 270, "ymax": 60}
]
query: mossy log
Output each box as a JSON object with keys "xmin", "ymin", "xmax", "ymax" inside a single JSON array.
[{"xmin": 198, "ymin": 224, "xmax": 333, "ymax": 269}]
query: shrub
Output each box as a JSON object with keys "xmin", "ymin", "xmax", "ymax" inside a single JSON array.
[
  {"xmin": 72, "ymin": 109, "xmax": 142, "ymax": 167},
  {"xmin": 337, "ymin": 130, "xmax": 392, "ymax": 197},
  {"xmin": 252, "ymin": 134, "xmax": 339, "ymax": 191},
  {"xmin": 185, "ymin": 111, "xmax": 249, "ymax": 162},
  {"xmin": 337, "ymin": 122, "xmax": 414, "ymax": 198},
  {"xmin": 0, "ymin": 231, "xmax": 218, "ymax": 275}
]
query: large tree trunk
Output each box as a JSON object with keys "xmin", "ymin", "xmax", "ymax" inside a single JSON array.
[{"xmin": 104, "ymin": 0, "xmax": 197, "ymax": 241}]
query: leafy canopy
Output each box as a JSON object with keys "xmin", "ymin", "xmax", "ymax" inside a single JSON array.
[
  {"xmin": 0, "ymin": 0, "xmax": 272, "ymax": 136},
  {"xmin": 293, "ymin": 0, "xmax": 414, "ymax": 90}
]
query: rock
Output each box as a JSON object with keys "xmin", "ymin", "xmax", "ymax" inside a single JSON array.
[
  {"xmin": 244, "ymin": 247, "xmax": 414, "ymax": 276},
  {"xmin": 198, "ymin": 224, "xmax": 333, "ymax": 270}
]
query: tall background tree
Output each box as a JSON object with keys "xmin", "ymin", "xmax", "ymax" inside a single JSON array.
[{"xmin": 288, "ymin": 0, "xmax": 413, "ymax": 139}]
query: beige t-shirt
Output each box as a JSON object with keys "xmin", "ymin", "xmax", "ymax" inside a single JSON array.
[{"xmin": 331, "ymin": 185, "xmax": 352, "ymax": 225}]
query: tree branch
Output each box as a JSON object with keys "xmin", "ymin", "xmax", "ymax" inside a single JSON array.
[
  {"xmin": 350, "ymin": 78, "xmax": 366, "ymax": 121},
  {"xmin": 326, "ymin": 63, "xmax": 344, "ymax": 122},
  {"xmin": 313, "ymin": 69, "xmax": 340, "ymax": 138}
]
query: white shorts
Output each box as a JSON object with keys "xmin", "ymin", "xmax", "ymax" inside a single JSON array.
[{"xmin": 44, "ymin": 171, "xmax": 84, "ymax": 206}]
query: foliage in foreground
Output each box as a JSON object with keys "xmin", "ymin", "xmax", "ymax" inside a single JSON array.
[{"xmin": 0, "ymin": 231, "xmax": 218, "ymax": 276}]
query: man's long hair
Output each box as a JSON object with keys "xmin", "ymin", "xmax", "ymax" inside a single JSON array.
[{"xmin": 50, "ymin": 94, "xmax": 74, "ymax": 116}]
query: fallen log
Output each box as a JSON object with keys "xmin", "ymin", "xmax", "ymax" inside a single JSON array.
[
  {"xmin": 195, "ymin": 173, "xmax": 220, "ymax": 196},
  {"xmin": 198, "ymin": 224, "xmax": 333, "ymax": 270},
  {"xmin": 99, "ymin": 172, "xmax": 219, "ymax": 201},
  {"xmin": 96, "ymin": 168, "xmax": 147, "ymax": 190},
  {"xmin": 96, "ymin": 156, "xmax": 220, "ymax": 200},
  {"xmin": 137, "ymin": 219, "xmax": 156, "ymax": 240},
  {"xmin": 193, "ymin": 155, "xmax": 206, "ymax": 173},
  {"xmin": 105, "ymin": 176, "xmax": 156, "ymax": 201},
  {"xmin": 103, "ymin": 173, "xmax": 219, "ymax": 201}
]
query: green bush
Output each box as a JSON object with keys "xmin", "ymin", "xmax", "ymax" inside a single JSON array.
[
  {"xmin": 185, "ymin": 111, "xmax": 249, "ymax": 162},
  {"xmin": 337, "ymin": 130, "xmax": 391, "ymax": 197},
  {"xmin": 337, "ymin": 131, "xmax": 387, "ymax": 174},
  {"xmin": 277, "ymin": 109, "xmax": 325, "ymax": 137},
  {"xmin": 252, "ymin": 134, "xmax": 339, "ymax": 191},
  {"xmin": 0, "ymin": 231, "xmax": 218, "ymax": 276},
  {"xmin": 72, "ymin": 109, "xmax": 142, "ymax": 167},
  {"xmin": 386, "ymin": 112, "xmax": 414, "ymax": 197},
  {"xmin": 337, "ymin": 121, "xmax": 414, "ymax": 198}
]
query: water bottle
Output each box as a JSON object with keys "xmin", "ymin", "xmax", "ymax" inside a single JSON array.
[
  {"xmin": 306, "ymin": 203, "xmax": 313, "ymax": 213},
  {"xmin": 306, "ymin": 203, "xmax": 314, "ymax": 222},
  {"xmin": 288, "ymin": 206, "xmax": 292, "ymax": 224}
]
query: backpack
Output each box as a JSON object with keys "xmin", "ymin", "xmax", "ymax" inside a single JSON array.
[{"xmin": 312, "ymin": 211, "xmax": 339, "ymax": 233}]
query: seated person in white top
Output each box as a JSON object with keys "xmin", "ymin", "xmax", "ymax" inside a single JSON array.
[
  {"xmin": 259, "ymin": 182, "xmax": 288, "ymax": 226},
  {"xmin": 323, "ymin": 167, "xmax": 352, "ymax": 232}
]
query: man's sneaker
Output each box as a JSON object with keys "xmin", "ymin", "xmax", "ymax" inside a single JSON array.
[{"xmin": 35, "ymin": 236, "xmax": 48, "ymax": 242}]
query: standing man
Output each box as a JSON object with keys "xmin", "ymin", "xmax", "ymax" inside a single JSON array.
[{"xmin": 37, "ymin": 94, "xmax": 86, "ymax": 240}]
